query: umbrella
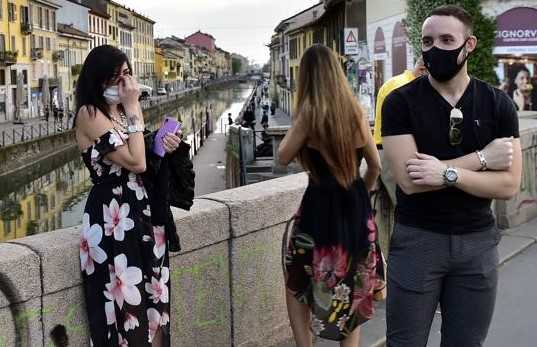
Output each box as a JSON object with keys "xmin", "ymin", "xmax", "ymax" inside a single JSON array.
[{"xmin": 14, "ymin": 72, "xmax": 24, "ymax": 123}]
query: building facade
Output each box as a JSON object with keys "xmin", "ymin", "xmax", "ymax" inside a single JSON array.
[
  {"xmin": 185, "ymin": 30, "xmax": 215, "ymax": 52},
  {"xmin": 57, "ymin": 24, "xmax": 90, "ymax": 113},
  {"xmin": 131, "ymin": 11, "xmax": 155, "ymax": 89},
  {"xmin": 29, "ymin": 0, "xmax": 61, "ymax": 118},
  {"xmin": 0, "ymin": 0, "xmax": 32, "ymax": 122}
]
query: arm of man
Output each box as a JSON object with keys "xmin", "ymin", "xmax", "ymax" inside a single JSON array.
[
  {"xmin": 456, "ymin": 139, "xmax": 521, "ymax": 199},
  {"xmin": 409, "ymin": 90, "xmax": 521, "ymax": 199}
]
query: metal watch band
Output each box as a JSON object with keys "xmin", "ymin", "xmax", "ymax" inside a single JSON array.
[
  {"xmin": 127, "ymin": 123, "xmax": 144, "ymax": 134},
  {"xmin": 476, "ymin": 150, "xmax": 487, "ymax": 171}
]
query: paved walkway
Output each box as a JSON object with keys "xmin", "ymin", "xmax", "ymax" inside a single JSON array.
[
  {"xmin": 192, "ymin": 132, "xmax": 228, "ymax": 197},
  {"xmin": 280, "ymin": 218, "xmax": 537, "ymax": 347}
]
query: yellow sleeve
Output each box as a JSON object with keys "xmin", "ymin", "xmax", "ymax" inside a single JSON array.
[{"xmin": 373, "ymin": 85, "xmax": 389, "ymax": 145}]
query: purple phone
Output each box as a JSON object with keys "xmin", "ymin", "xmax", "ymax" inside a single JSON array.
[{"xmin": 153, "ymin": 117, "xmax": 181, "ymax": 157}]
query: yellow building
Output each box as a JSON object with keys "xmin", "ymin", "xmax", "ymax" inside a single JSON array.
[
  {"xmin": 0, "ymin": 0, "xmax": 32, "ymax": 122},
  {"xmin": 131, "ymin": 11, "xmax": 155, "ymax": 89},
  {"xmin": 29, "ymin": 0, "xmax": 61, "ymax": 115},
  {"xmin": 155, "ymin": 45, "xmax": 183, "ymax": 92},
  {"xmin": 106, "ymin": 0, "xmax": 120, "ymax": 47},
  {"xmin": 57, "ymin": 23, "xmax": 91, "ymax": 113}
]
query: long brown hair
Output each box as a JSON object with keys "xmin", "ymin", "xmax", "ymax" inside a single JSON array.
[{"xmin": 296, "ymin": 44, "xmax": 368, "ymax": 189}]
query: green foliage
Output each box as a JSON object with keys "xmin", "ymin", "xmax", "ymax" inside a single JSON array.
[
  {"xmin": 232, "ymin": 58, "xmax": 242, "ymax": 75},
  {"xmin": 405, "ymin": 0, "xmax": 498, "ymax": 84}
]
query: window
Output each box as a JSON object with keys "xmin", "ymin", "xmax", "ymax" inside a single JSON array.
[
  {"xmin": 45, "ymin": 9, "xmax": 49, "ymax": 30},
  {"xmin": 22, "ymin": 70, "xmax": 27, "ymax": 84},
  {"xmin": 20, "ymin": 6, "xmax": 28, "ymax": 24},
  {"xmin": 11, "ymin": 36, "xmax": 15, "ymax": 51},
  {"xmin": 51, "ymin": 12, "xmax": 55, "ymax": 31},
  {"xmin": 46, "ymin": 37, "xmax": 50, "ymax": 50},
  {"xmin": 0, "ymin": 34, "xmax": 5, "ymax": 52},
  {"xmin": 38, "ymin": 7, "xmax": 42, "ymax": 28},
  {"xmin": 8, "ymin": 2, "xmax": 16, "ymax": 22},
  {"xmin": 3, "ymin": 220, "xmax": 11, "ymax": 236},
  {"xmin": 0, "ymin": 1, "xmax": 3, "ymax": 20},
  {"xmin": 0, "ymin": 70, "xmax": 5, "ymax": 85},
  {"xmin": 10, "ymin": 69, "xmax": 17, "ymax": 84},
  {"xmin": 30, "ymin": 34, "xmax": 35, "ymax": 49},
  {"xmin": 22, "ymin": 37, "xmax": 26, "ymax": 56},
  {"xmin": 39, "ymin": 36, "xmax": 43, "ymax": 49}
]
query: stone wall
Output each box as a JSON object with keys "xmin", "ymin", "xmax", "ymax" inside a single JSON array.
[
  {"xmin": 0, "ymin": 173, "xmax": 309, "ymax": 347},
  {"xmin": 495, "ymin": 117, "xmax": 537, "ymax": 228}
]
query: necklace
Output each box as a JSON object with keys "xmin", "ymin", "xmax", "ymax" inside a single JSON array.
[{"xmin": 111, "ymin": 112, "xmax": 128, "ymax": 131}]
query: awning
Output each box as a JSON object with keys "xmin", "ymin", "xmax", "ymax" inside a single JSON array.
[{"xmin": 494, "ymin": 7, "xmax": 537, "ymax": 55}]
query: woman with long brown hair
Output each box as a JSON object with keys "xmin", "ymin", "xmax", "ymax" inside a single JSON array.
[{"xmin": 279, "ymin": 44, "xmax": 385, "ymax": 346}]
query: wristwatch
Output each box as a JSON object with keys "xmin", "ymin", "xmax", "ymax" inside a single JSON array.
[
  {"xmin": 476, "ymin": 150, "xmax": 487, "ymax": 171},
  {"xmin": 443, "ymin": 166, "xmax": 459, "ymax": 187},
  {"xmin": 127, "ymin": 123, "xmax": 145, "ymax": 134}
]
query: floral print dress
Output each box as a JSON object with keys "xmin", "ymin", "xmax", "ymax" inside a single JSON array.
[
  {"xmin": 79, "ymin": 129, "xmax": 170, "ymax": 346},
  {"xmin": 284, "ymin": 147, "xmax": 385, "ymax": 341}
]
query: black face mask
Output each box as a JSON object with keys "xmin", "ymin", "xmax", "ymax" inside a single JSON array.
[{"xmin": 422, "ymin": 39, "xmax": 469, "ymax": 82}]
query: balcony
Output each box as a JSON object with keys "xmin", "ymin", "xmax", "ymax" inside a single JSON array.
[
  {"xmin": 52, "ymin": 50, "xmax": 64, "ymax": 62},
  {"xmin": 0, "ymin": 50, "xmax": 18, "ymax": 66},
  {"xmin": 31, "ymin": 48, "xmax": 43, "ymax": 60},
  {"xmin": 21, "ymin": 22, "xmax": 32, "ymax": 35}
]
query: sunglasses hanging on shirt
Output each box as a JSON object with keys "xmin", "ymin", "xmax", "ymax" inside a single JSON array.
[{"xmin": 449, "ymin": 108, "xmax": 463, "ymax": 146}]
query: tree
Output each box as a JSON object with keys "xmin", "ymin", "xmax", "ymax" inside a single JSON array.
[
  {"xmin": 232, "ymin": 58, "xmax": 242, "ymax": 75},
  {"xmin": 405, "ymin": 0, "xmax": 498, "ymax": 84}
]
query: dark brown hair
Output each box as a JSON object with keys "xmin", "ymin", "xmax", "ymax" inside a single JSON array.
[{"xmin": 429, "ymin": 5, "xmax": 474, "ymax": 35}]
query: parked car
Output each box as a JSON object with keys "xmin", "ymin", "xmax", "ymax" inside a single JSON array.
[
  {"xmin": 139, "ymin": 90, "xmax": 151, "ymax": 100},
  {"xmin": 157, "ymin": 87, "xmax": 167, "ymax": 96}
]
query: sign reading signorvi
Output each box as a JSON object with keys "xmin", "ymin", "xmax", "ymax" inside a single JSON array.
[{"xmin": 344, "ymin": 28, "xmax": 359, "ymax": 56}]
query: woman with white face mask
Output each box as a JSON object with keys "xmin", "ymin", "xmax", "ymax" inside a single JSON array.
[{"xmin": 74, "ymin": 45, "xmax": 181, "ymax": 347}]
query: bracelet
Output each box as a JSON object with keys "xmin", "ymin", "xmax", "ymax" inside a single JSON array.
[
  {"xmin": 127, "ymin": 123, "xmax": 145, "ymax": 134},
  {"xmin": 476, "ymin": 150, "xmax": 487, "ymax": 171}
]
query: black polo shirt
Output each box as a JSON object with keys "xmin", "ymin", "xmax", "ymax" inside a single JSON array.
[{"xmin": 382, "ymin": 76, "xmax": 519, "ymax": 234}]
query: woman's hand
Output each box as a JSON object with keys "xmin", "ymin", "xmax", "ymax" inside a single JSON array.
[
  {"xmin": 513, "ymin": 89, "xmax": 526, "ymax": 111},
  {"xmin": 163, "ymin": 131, "xmax": 182, "ymax": 154},
  {"xmin": 119, "ymin": 75, "xmax": 141, "ymax": 111}
]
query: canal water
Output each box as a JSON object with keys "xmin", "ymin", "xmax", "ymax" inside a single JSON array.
[{"xmin": 0, "ymin": 82, "xmax": 253, "ymax": 242}]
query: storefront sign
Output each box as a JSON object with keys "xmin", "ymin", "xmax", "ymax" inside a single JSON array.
[
  {"xmin": 374, "ymin": 27, "xmax": 387, "ymax": 60},
  {"xmin": 392, "ymin": 21, "xmax": 407, "ymax": 76},
  {"xmin": 494, "ymin": 7, "xmax": 537, "ymax": 55}
]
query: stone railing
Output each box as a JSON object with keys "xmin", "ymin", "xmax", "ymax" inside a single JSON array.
[{"xmin": 0, "ymin": 174, "xmax": 311, "ymax": 347}]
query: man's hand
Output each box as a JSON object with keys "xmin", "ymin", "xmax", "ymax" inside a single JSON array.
[
  {"xmin": 406, "ymin": 153, "xmax": 447, "ymax": 187},
  {"xmin": 482, "ymin": 137, "xmax": 514, "ymax": 171}
]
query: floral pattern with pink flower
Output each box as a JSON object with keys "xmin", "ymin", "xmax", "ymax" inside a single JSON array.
[
  {"xmin": 152, "ymin": 226, "xmax": 166, "ymax": 259},
  {"xmin": 103, "ymin": 254, "xmax": 143, "ymax": 309},
  {"xmin": 145, "ymin": 267, "xmax": 170, "ymax": 304},
  {"xmin": 80, "ymin": 213, "xmax": 107, "ymax": 275},
  {"xmin": 103, "ymin": 199, "xmax": 134, "ymax": 241},
  {"xmin": 312, "ymin": 245, "xmax": 349, "ymax": 288},
  {"xmin": 147, "ymin": 308, "xmax": 170, "ymax": 343}
]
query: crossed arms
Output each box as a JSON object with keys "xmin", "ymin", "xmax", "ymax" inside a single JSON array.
[{"xmin": 383, "ymin": 134, "xmax": 522, "ymax": 200}]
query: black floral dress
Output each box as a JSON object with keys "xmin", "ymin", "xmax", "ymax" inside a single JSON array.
[
  {"xmin": 284, "ymin": 148, "xmax": 385, "ymax": 341},
  {"xmin": 79, "ymin": 129, "xmax": 170, "ymax": 346}
]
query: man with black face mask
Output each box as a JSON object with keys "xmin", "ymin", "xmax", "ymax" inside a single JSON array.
[{"xmin": 382, "ymin": 5, "xmax": 522, "ymax": 347}]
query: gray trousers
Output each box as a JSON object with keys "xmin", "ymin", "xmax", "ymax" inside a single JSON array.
[{"xmin": 386, "ymin": 224, "xmax": 501, "ymax": 347}]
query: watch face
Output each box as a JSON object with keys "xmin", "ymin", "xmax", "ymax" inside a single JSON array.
[{"xmin": 446, "ymin": 169, "xmax": 458, "ymax": 182}]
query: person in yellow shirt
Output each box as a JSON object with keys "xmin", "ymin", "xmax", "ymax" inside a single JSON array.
[{"xmin": 373, "ymin": 58, "xmax": 427, "ymax": 204}]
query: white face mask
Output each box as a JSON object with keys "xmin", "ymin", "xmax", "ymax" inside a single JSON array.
[{"xmin": 103, "ymin": 85, "xmax": 120, "ymax": 105}]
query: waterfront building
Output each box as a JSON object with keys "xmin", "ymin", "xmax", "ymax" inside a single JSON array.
[
  {"xmin": 29, "ymin": 0, "xmax": 62, "ymax": 119},
  {"xmin": 84, "ymin": 0, "xmax": 108, "ymax": 50},
  {"xmin": 0, "ymin": 0, "xmax": 32, "ymax": 122}
]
